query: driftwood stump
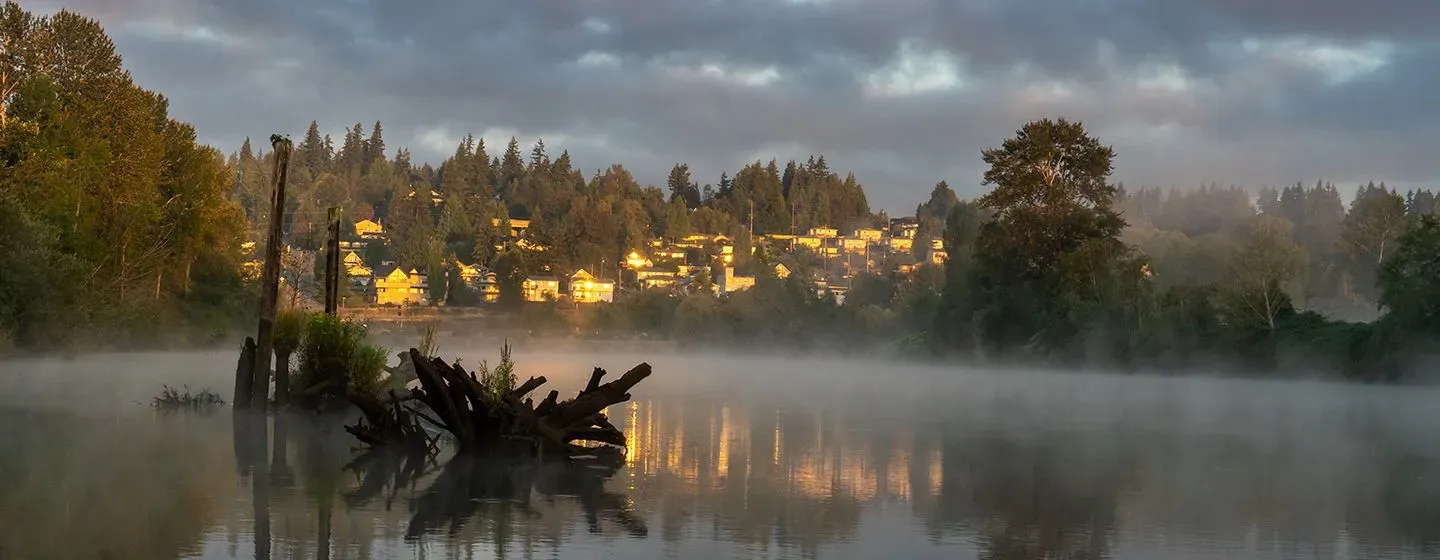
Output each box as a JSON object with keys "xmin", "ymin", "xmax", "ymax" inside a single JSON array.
[{"xmin": 344, "ymin": 348, "xmax": 649, "ymax": 464}]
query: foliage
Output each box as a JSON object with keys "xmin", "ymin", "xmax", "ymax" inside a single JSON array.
[
  {"xmin": 1377, "ymin": 215, "xmax": 1440, "ymax": 337},
  {"xmin": 296, "ymin": 314, "xmax": 388, "ymax": 396},
  {"xmin": 417, "ymin": 323, "xmax": 440, "ymax": 358},
  {"xmin": 0, "ymin": 2, "xmax": 250, "ymax": 350},
  {"xmin": 273, "ymin": 308, "xmax": 309, "ymax": 356},
  {"xmin": 151, "ymin": 385, "xmax": 225, "ymax": 410},
  {"xmin": 474, "ymin": 341, "xmax": 517, "ymax": 406}
]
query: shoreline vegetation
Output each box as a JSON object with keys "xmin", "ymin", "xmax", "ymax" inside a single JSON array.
[{"xmin": 4, "ymin": 3, "xmax": 1439, "ymax": 382}]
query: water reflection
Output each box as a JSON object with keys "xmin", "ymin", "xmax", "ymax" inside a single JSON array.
[{"xmin": 4, "ymin": 358, "xmax": 1440, "ymax": 559}]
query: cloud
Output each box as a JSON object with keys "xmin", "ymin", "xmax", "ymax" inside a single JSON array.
[{"xmin": 27, "ymin": 0, "xmax": 1440, "ymax": 212}]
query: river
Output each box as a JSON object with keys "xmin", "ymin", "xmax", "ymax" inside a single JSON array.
[{"xmin": 1, "ymin": 346, "xmax": 1437, "ymax": 559}]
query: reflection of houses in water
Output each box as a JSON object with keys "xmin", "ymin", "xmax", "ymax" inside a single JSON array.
[
  {"xmin": 611, "ymin": 395, "xmax": 947, "ymax": 555},
  {"xmin": 618, "ymin": 397, "xmax": 943, "ymax": 506}
]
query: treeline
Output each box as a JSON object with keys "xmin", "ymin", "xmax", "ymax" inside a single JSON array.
[
  {"xmin": 584, "ymin": 121, "xmax": 1440, "ymax": 380},
  {"xmin": 231, "ymin": 123, "xmax": 877, "ymax": 298},
  {"xmin": 0, "ymin": 3, "xmax": 250, "ymax": 349},
  {"xmin": 1119, "ymin": 180, "xmax": 1429, "ymax": 319}
]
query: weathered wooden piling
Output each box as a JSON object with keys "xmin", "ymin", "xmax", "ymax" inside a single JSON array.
[{"xmin": 251, "ymin": 135, "xmax": 292, "ymax": 411}]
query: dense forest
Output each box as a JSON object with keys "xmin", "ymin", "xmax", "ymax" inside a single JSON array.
[
  {"xmin": 4, "ymin": 3, "xmax": 1440, "ymax": 381},
  {"xmin": 0, "ymin": 2, "xmax": 250, "ymax": 349}
]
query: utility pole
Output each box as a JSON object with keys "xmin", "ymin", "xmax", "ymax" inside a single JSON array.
[
  {"xmin": 749, "ymin": 199, "xmax": 754, "ymax": 238},
  {"xmin": 324, "ymin": 206, "xmax": 341, "ymax": 315},
  {"xmin": 251, "ymin": 134, "xmax": 292, "ymax": 412}
]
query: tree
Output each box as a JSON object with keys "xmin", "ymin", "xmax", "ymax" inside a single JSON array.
[
  {"xmin": 1223, "ymin": 216, "xmax": 1304, "ymax": 331},
  {"xmin": 666, "ymin": 163, "xmax": 701, "ymax": 209},
  {"xmin": 1377, "ymin": 214, "xmax": 1440, "ymax": 335},
  {"xmin": 1343, "ymin": 182, "xmax": 1407, "ymax": 301},
  {"xmin": 363, "ymin": 120, "xmax": 384, "ymax": 173},
  {"xmin": 663, "ymin": 197, "xmax": 691, "ymax": 239},
  {"xmin": 965, "ymin": 118, "xmax": 1126, "ymax": 352},
  {"xmin": 296, "ymin": 121, "xmax": 326, "ymax": 176},
  {"xmin": 498, "ymin": 137, "xmax": 525, "ymax": 198},
  {"xmin": 492, "ymin": 247, "xmax": 528, "ymax": 309}
]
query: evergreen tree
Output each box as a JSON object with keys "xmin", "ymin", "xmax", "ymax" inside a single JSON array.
[
  {"xmin": 298, "ymin": 121, "xmax": 326, "ymax": 176},
  {"xmin": 666, "ymin": 163, "xmax": 701, "ymax": 209},
  {"xmin": 498, "ymin": 137, "xmax": 525, "ymax": 198},
  {"xmin": 363, "ymin": 120, "xmax": 385, "ymax": 173}
]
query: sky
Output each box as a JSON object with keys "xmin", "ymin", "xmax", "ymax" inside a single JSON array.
[{"xmin": 29, "ymin": 0, "xmax": 1440, "ymax": 214}]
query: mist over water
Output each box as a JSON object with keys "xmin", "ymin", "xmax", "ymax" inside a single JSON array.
[{"xmin": 2, "ymin": 345, "xmax": 1438, "ymax": 559}]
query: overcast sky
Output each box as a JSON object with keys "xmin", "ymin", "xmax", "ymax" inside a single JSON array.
[{"xmin": 30, "ymin": 0, "xmax": 1440, "ymax": 213}]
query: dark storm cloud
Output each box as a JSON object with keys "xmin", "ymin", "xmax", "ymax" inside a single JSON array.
[{"xmin": 29, "ymin": 0, "xmax": 1440, "ymax": 211}]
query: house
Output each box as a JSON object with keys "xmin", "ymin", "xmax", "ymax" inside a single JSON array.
[
  {"xmin": 625, "ymin": 250, "xmax": 653, "ymax": 270},
  {"xmin": 793, "ymin": 236, "xmax": 822, "ymax": 250},
  {"xmin": 523, "ymin": 276, "xmax": 560, "ymax": 302},
  {"xmin": 808, "ymin": 227, "xmax": 839, "ymax": 238},
  {"xmin": 456, "ymin": 262, "xmax": 486, "ymax": 286},
  {"xmin": 636, "ymin": 266, "xmax": 681, "ymax": 290},
  {"xmin": 889, "ymin": 217, "xmax": 919, "ymax": 239},
  {"xmin": 720, "ymin": 267, "xmax": 755, "ymax": 294},
  {"xmin": 888, "ymin": 237, "xmax": 914, "ymax": 253},
  {"xmin": 374, "ymin": 265, "xmax": 429, "ymax": 306},
  {"xmin": 354, "ymin": 219, "xmax": 384, "ymax": 239},
  {"xmin": 773, "ymin": 263, "xmax": 792, "ymax": 279},
  {"xmin": 343, "ymin": 251, "xmax": 365, "ymax": 270},
  {"xmin": 476, "ymin": 271, "xmax": 500, "ymax": 303},
  {"xmin": 569, "ymin": 269, "xmax": 615, "ymax": 303},
  {"xmin": 840, "ymin": 237, "xmax": 867, "ymax": 253},
  {"xmin": 852, "ymin": 228, "xmax": 884, "ymax": 241},
  {"xmin": 658, "ymin": 247, "xmax": 688, "ymax": 261},
  {"xmin": 490, "ymin": 217, "xmax": 531, "ymax": 239},
  {"xmin": 343, "ymin": 252, "xmax": 373, "ymax": 288}
]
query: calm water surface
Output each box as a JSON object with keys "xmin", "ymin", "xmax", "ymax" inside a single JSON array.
[{"xmin": 1, "ymin": 346, "xmax": 1438, "ymax": 560}]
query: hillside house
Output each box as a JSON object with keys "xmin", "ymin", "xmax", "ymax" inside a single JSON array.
[
  {"xmin": 852, "ymin": 228, "xmax": 884, "ymax": 241},
  {"xmin": 720, "ymin": 267, "xmax": 756, "ymax": 294},
  {"xmin": 569, "ymin": 269, "xmax": 615, "ymax": 303},
  {"xmin": 523, "ymin": 276, "xmax": 560, "ymax": 302},
  {"xmin": 490, "ymin": 217, "xmax": 531, "ymax": 239},
  {"xmin": 374, "ymin": 265, "xmax": 429, "ymax": 306},
  {"xmin": 889, "ymin": 217, "xmax": 919, "ymax": 239},
  {"xmin": 625, "ymin": 250, "xmax": 653, "ymax": 270},
  {"xmin": 354, "ymin": 219, "xmax": 384, "ymax": 239},
  {"xmin": 636, "ymin": 266, "xmax": 681, "ymax": 290}
]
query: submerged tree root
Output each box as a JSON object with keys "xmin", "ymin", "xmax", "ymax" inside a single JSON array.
[{"xmin": 343, "ymin": 347, "xmax": 650, "ymax": 465}]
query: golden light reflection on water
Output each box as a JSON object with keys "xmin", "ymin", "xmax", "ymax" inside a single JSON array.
[{"xmin": 614, "ymin": 397, "xmax": 942, "ymax": 507}]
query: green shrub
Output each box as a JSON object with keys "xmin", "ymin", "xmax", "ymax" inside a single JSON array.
[
  {"xmin": 297, "ymin": 314, "xmax": 388, "ymax": 396},
  {"xmin": 475, "ymin": 341, "xmax": 516, "ymax": 406}
]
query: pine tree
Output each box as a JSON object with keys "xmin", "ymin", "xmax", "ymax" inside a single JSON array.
[
  {"xmin": 529, "ymin": 138, "xmax": 549, "ymax": 170},
  {"xmin": 298, "ymin": 121, "xmax": 326, "ymax": 175},
  {"xmin": 498, "ymin": 137, "xmax": 525, "ymax": 197},
  {"xmin": 363, "ymin": 120, "xmax": 385, "ymax": 174}
]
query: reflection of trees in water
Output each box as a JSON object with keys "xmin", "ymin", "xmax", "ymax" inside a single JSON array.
[
  {"xmin": 917, "ymin": 430, "xmax": 1126, "ymax": 560},
  {"xmin": 0, "ymin": 407, "xmax": 232, "ymax": 560}
]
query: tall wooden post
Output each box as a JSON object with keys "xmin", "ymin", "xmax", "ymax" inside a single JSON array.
[
  {"xmin": 324, "ymin": 206, "xmax": 341, "ymax": 315},
  {"xmin": 253, "ymin": 135, "xmax": 292, "ymax": 412}
]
